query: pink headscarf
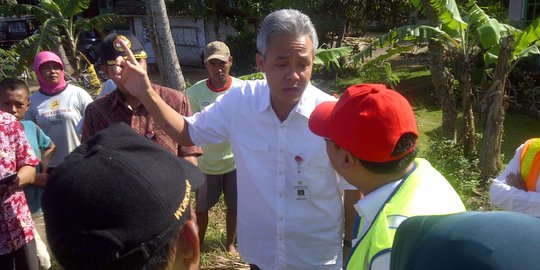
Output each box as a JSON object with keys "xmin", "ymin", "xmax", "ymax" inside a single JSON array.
[{"xmin": 33, "ymin": 51, "xmax": 67, "ymax": 95}]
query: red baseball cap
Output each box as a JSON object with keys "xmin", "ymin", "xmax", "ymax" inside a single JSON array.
[{"xmin": 309, "ymin": 84, "xmax": 418, "ymax": 162}]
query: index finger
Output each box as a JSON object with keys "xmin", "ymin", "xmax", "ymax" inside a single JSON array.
[{"xmin": 119, "ymin": 39, "xmax": 139, "ymax": 66}]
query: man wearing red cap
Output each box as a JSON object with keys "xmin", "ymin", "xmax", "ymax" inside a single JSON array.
[{"xmin": 308, "ymin": 84, "xmax": 466, "ymax": 270}]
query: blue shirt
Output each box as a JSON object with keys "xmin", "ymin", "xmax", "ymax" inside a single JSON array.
[{"xmin": 20, "ymin": 120, "xmax": 52, "ymax": 213}]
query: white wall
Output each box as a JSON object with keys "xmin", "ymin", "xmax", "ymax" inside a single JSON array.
[{"xmin": 508, "ymin": 0, "xmax": 525, "ymax": 26}]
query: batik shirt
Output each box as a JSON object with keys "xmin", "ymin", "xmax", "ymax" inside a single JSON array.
[
  {"xmin": 0, "ymin": 111, "xmax": 39, "ymax": 255},
  {"xmin": 82, "ymin": 84, "xmax": 202, "ymax": 157}
]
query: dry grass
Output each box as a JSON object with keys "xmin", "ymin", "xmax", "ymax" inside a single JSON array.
[{"xmin": 196, "ymin": 194, "xmax": 248, "ymax": 270}]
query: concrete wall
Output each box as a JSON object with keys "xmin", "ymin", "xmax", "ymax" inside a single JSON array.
[{"xmin": 130, "ymin": 16, "xmax": 236, "ymax": 67}]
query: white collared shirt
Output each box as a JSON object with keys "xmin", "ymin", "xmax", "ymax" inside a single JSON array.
[
  {"xmin": 187, "ymin": 80, "xmax": 343, "ymax": 270},
  {"xmin": 352, "ymin": 180, "xmax": 402, "ymax": 270},
  {"xmin": 490, "ymin": 143, "xmax": 540, "ymax": 217}
]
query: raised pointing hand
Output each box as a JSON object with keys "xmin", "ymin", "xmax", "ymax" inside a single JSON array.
[{"xmin": 109, "ymin": 39, "xmax": 153, "ymax": 98}]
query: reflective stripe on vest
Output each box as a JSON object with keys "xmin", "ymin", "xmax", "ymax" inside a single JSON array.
[
  {"xmin": 346, "ymin": 158, "xmax": 466, "ymax": 270},
  {"xmin": 519, "ymin": 138, "xmax": 540, "ymax": 192}
]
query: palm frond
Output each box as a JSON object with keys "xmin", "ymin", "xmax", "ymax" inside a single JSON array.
[
  {"xmin": 74, "ymin": 14, "xmax": 118, "ymax": 34},
  {"xmin": 0, "ymin": 4, "xmax": 49, "ymax": 23},
  {"xmin": 55, "ymin": 0, "xmax": 90, "ymax": 18},
  {"xmin": 352, "ymin": 25, "xmax": 454, "ymax": 63},
  {"xmin": 38, "ymin": 0, "xmax": 62, "ymax": 18},
  {"xmin": 429, "ymin": 0, "xmax": 467, "ymax": 38},
  {"xmin": 13, "ymin": 17, "xmax": 64, "ymax": 71}
]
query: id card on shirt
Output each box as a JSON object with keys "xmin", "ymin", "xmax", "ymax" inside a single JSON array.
[{"xmin": 293, "ymin": 183, "xmax": 310, "ymax": 200}]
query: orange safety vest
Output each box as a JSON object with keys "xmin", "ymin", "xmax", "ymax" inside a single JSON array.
[{"xmin": 519, "ymin": 138, "xmax": 540, "ymax": 192}]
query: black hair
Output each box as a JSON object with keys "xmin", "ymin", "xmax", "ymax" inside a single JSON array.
[
  {"xmin": 0, "ymin": 78, "xmax": 30, "ymax": 96},
  {"xmin": 358, "ymin": 133, "xmax": 418, "ymax": 174},
  {"xmin": 142, "ymin": 204, "xmax": 192, "ymax": 270}
]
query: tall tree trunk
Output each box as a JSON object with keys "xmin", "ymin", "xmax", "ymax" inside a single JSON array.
[
  {"xmin": 144, "ymin": 0, "xmax": 186, "ymax": 91},
  {"xmin": 211, "ymin": 0, "xmax": 220, "ymax": 40},
  {"xmin": 479, "ymin": 36, "xmax": 513, "ymax": 181},
  {"xmin": 458, "ymin": 55, "xmax": 476, "ymax": 157},
  {"xmin": 52, "ymin": 40, "xmax": 75, "ymax": 76},
  {"xmin": 335, "ymin": 16, "xmax": 346, "ymax": 48},
  {"xmin": 429, "ymin": 39, "xmax": 456, "ymax": 141}
]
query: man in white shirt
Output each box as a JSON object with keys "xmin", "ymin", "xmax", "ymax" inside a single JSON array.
[
  {"xmin": 490, "ymin": 139, "xmax": 540, "ymax": 217},
  {"xmin": 108, "ymin": 9, "xmax": 345, "ymax": 270}
]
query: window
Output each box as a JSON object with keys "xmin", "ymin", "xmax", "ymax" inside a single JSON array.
[{"xmin": 525, "ymin": 0, "xmax": 540, "ymax": 25}]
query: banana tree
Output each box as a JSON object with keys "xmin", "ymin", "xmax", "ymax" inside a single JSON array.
[
  {"xmin": 354, "ymin": 0, "xmax": 519, "ymax": 158},
  {"xmin": 0, "ymin": 0, "xmax": 116, "ymax": 78},
  {"xmin": 472, "ymin": 1, "xmax": 540, "ymax": 179},
  {"xmin": 353, "ymin": 15, "xmax": 477, "ymax": 156}
]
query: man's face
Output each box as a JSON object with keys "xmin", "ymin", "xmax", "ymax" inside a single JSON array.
[
  {"xmin": 105, "ymin": 57, "xmax": 147, "ymax": 90},
  {"xmin": 0, "ymin": 88, "xmax": 29, "ymax": 121},
  {"xmin": 205, "ymin": 58, "xmax": 232, "ymax": 85},
  {"xmin": 256, "ymin": 34, "xmax": 314, "ymax": 109},
  {"xmin": 39, "ymin": 61, "xmax": 62, "ymax": 85}
]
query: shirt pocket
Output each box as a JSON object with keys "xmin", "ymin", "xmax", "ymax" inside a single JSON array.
[
  {"xmin": 236, "ymin": 138, "xmax": 270, "ymax": 180},
  {"xmin": 300, "ymin": 150, "xmax": 337, "ymax": 197}
]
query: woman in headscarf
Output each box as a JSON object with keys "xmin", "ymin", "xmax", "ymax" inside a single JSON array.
[{"xmin": 26, "ymin": 51, "xmax": 93, "ymax": 172}]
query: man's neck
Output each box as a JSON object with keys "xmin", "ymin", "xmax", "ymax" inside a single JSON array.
[
  {"xmin": 118, "ymin": 87, "xmax": 141, "ymax": 109},
  {"xmin": 208, "ymin": 76, "xmax": 229, "ymax": 90},
  {"xmin": 358, "ymin": 162, "xmax": 415, "ymax": 195},
  {"xmin": 271, "ymin": 101, "xmax": 296, "ymax": 122}
]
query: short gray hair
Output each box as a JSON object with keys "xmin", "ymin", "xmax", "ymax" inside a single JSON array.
[{"xmin": 256, "ymin": 9, "xmax": 319, "ymax": 56}]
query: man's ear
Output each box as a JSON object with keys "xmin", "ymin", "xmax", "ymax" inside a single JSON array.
[
  {"xmin": 101, "ymin": 65, "xmax": 109, "ymax": 75},
  {"xmin": 178, "ymin": 219, "xmax": 200, "ymax": 269},
  {"xmin": 255, "ymin": 53, "xmax": 264, "ymax": 72},
  {"xmin": 342, "ymin": 150, "xmax": 356, "ymax": 171}
]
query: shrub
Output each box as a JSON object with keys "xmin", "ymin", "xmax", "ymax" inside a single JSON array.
[{"xmin": 423, "ymin": 138, "xmax": 492, "ymax": 210}]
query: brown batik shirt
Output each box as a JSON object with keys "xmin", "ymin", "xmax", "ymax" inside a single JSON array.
[{"xmin": 81, "ymin": 84, "xmax": 202, "ymax": 157}]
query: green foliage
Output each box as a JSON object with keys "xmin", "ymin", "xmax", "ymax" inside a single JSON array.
[
  {"xmin": 0, "ymin": 48, "xmax": 21, "ymax": 78},
  {"xmin": 0, "ymin": 0, "xmax": 117, "ymax": 76},
  {"xmin": 314, "ymin": 47, "xmax": 353, "ymax": 70},
  {"xmin": 238, "ymin": 72, "xmax": 265, "ymax": 80},
  {"xmin": 512, "ymin": 17, "xmax": 540, "ymax": 61},
  {"xmin": 226, "ymin": 28, "xmax": 258, "ymax": 76},
  {"xmin": 423, "ymin": 138, "xmax": 491, "ymax": 210}
]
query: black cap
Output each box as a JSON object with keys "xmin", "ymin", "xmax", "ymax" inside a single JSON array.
[
  {"xmin": 391, "ymin": 211, "xmax": 540, "ymax": 270},
  {"xmin": 42, "ymin": 123, "xmax": 204, "ymax": 269},
  {"xmin": 98, "ymin": 31, "xmax": 147, "ymax": 66}
]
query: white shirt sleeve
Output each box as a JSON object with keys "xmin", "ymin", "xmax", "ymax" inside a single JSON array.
[
  {"xmin": 370, "ymin": 252, "xmax": 391, "ymax": 270},
  {"xmin": 490, "ymin": 144, "xmax": 540, "ymax": 217}
]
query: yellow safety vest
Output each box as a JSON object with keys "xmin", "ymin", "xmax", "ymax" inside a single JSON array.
[
  {"xmin": 346, "ymin": 158, "xmax": 466, "ymax": 270},
  {"xmin": 519, "ymin": 138, "xmax": 540, "ymax": 192}
]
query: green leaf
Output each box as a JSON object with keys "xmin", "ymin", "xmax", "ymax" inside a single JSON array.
[
  {"xmin": 314, "ymin": 47, "xmax": 353, "ymax": 70},
  {"xmin": 39, "ymin": 0, "xmax": 62, "ymax": 18},
  {"xmin": 12, "ymin": 17, "xmax": 64, "ymax": 70},
  {"xmin": 54, "ymin": 0, "xmax": 90, "ymax": 18},
  {"xmin": 428, "ymin": 0, "xmax": 467, "ymax": 37},
  {"xmin": 351, "ymin": 25, "xmax": 454, "ymax": 64},
  {"xmin": 513, "ymin": 17, "xmax": 540, "ymax": 59},
  {"xmin": 238, "ymin": 72, "xmax": 265, "ymax": 80}
]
